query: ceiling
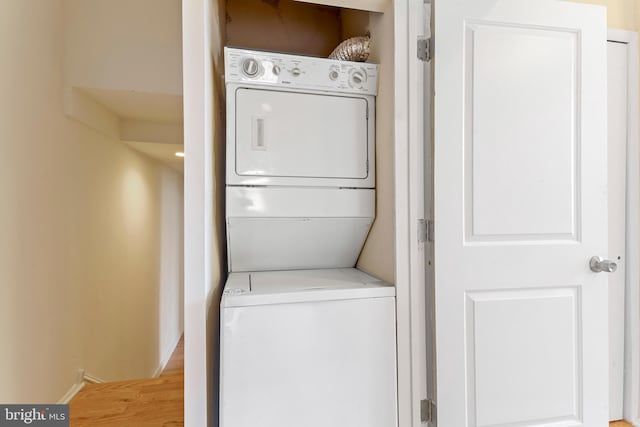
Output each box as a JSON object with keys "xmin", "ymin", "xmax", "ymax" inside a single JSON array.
[
  {"xmin": 78, "ymin": 87, "xmax": 185, "ymax": 171},
  {"xmin": 80, "ymin": 87, "xmax": 183, "ymax": 123},
  {"xmin": 124, "ymin": 140, "xmax": 184, "ymax": 173}
]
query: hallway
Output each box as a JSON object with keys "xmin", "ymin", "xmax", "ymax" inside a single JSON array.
[{"xmin": 69, "ymin": 338, "xmax": 184, "ymax": 426}]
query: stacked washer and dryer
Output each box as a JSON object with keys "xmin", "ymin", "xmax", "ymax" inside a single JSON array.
[{"xmin": 219, "ymin": 48, "xmax": 398, "ymax": 427}]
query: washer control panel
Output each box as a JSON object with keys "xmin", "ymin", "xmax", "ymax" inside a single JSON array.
[{"xmin": 225, "ymin": 47, "xmax": 378, "ymax": 95}]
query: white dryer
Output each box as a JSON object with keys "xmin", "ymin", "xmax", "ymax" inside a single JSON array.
[
  {"xmin": 220, "ymin": 48, "xmax": 397, "ymax": 427},
  {"xmin": 225, "ymin": 48, "xmax": 377, "ymax": 188},
  {"xmin": 224, "ymin": 47, "xmax": 378, "ymax": 272}
]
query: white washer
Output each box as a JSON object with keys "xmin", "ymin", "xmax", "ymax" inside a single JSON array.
[{"xmin": 219, "ymin": 268, "xmax": 398, "ymax": 427}]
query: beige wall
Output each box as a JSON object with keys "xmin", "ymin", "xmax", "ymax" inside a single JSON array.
[
  {"xmin": 346, "ymin": 7, "xmax": 396, "ymax": 285},
  {"xmin": 0, "ymin": 0, "xmax": 184, "ymax": 402},
  {"xmin": 77, "ymin": 152, "xmax": 184, "ymax": 382},
  {"xmin": 63, "ymin": 0, "xmax": 183, "ymax": 95}
]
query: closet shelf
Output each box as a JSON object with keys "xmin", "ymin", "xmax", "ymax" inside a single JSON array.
[{"xmin": 293, "ymin": 0, "xmax": 388, "ymax": 13}]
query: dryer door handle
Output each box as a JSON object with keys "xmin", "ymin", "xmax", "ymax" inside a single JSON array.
[{"xmin": 252, "ymin": 116, "xmax": 266, "ymax": 151}]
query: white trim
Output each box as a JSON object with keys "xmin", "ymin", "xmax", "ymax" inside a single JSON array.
[
  {"xmin": 152, "ymin": 364, "xmax": 164, "ymax": 379},
  {"xmin": 609, "ymin": 29, "xmax": 637, "ymax": 45},
  {"xmin": 82, "ymin": 373, "xmax": 105, "ymax": 384},
  {"xmin": 394, "ymin": 0, "xmax": 431, "ymax": 426},
  {"xmin": 408, "ymin": 1, "xmax": 429, "ymax": 427},
  {"xmin": 393, "ymin": 0, "xmax": 413, "ymax": 426},
  {"xmin": 183, "ymin": 0, "xmax": 212, "ymax": 425},
  {"xmin": 609, "ymin": 29, "xmax": 640, "ymax": 427},
  {"xmin": 57, "ymin": 382, "xmax": 85, "ymax": 404},
  {"xmin": 153, "ymin": 333, "xmax": 184, "ymax": 378}
]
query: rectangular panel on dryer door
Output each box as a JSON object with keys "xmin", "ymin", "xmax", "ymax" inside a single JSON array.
[{"xmin": 235, "ymin": 88, "xmax": 369, "ymax": 180}]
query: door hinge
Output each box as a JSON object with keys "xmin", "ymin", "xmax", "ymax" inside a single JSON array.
[
  {"xmin": 417, "ymin": 37, "xmax": 433, "ymax": 62},
  {"xmin": 421, "ymin": 399, "xmax": 437, "ymax": 424},
  {"xmin": 418, "ymin": 219, "xmax": 434, "ymax": 243}
]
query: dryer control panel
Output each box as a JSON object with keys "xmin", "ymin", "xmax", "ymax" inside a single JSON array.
[{"xmin": 224, "ymin": 47, "xmax": 378, "ymax": 95}]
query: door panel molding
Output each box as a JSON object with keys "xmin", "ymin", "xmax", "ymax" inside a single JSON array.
[
  {"xmin": 463, "ymin": 21, "xmax": 581, "ymax": 243},
  {"xmin": 466, "ymin": 287, "xmax": 582, "ymax": 426}
]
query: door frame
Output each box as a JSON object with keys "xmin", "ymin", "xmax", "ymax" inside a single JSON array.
[
  {"xmin": 394, "ymin": 0, "xmax": 430, "ymax": 426},
  {"xmin": 608, "ymin": 28, "xmax": 640, "ymax": 427}
]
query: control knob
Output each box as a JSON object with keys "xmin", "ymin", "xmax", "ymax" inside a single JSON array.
[
  {"xmin": 349, "ymin": 68, "xmax": 368, "ymax": 88},
  {"xmin": 242, "ymin": 58, "xmax": 260, "ymax": 77}
]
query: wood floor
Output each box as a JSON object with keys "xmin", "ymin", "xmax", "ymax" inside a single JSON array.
[
  {"xmin": 611, "ymin": 421, "xmax": 633, "ymax": 427},
  {"xmin": 70, "ymin": 337, "xmax": 184, "ymax": 426}
]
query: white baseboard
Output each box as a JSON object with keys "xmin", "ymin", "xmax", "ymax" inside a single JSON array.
[
  {"xmin": 65, "ymin": 331, "xmax": 183, "ymax": 393},
  {"xmin": 153, "ymin": 332, "xmax": 183, "ymax": 378},
  {"xmin": 58, "ymin": 382, "xmax": 85, "ymax": 404},
  {"xmin": 152, "ymin": 364, "xmax": 163, "ymax": 378},
  {"xmin": 83, "ymin": 373, "xmax": 105, "ymax": 384}
]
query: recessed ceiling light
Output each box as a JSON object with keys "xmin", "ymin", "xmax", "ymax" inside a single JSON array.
[{"xmin": 175, "ymin": 152, "xmax": 185, "ymax": 158}]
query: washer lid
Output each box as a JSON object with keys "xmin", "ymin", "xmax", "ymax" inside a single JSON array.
[{"xmin": 221, "ymin": 268, "xmax": 395, "ymax": 308}]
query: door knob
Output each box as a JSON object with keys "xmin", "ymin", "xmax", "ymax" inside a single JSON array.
[{"xmin": 590, "ymin": 256, "xmax": 617, "ymax": 273}]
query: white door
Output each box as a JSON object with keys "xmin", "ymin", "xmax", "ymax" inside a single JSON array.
[
  {"xmin": 607, "ymin": 39, "xmax": 628, "ymax": 421},
  {"xmin": 433, "ymin": 1, "xmax": 609, "ymax": 425}
]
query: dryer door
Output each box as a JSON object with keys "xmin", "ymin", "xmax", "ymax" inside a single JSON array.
[{"xmin": 230, "ymin": 88, "xmax": 374, "ymax": 187}]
